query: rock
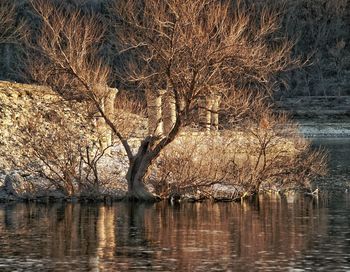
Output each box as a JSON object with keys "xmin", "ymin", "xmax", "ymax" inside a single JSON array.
[
  {"xmin": 4, "ymin": 175, "xmax": 14, "ymax": 193},
  {"xmin": 66, "ymin": 196, "xmax": 78, "ymax": 203},
  {"xmin": 0, "ymin": 171, "xmax": 22, "ymax": 202},
  {"xmin": 4, "ymin": 172, "xmax": 26, "ymax": 196},
  {"xmin": 212, "ymin": 184, "xmax": 244, "ymax": 201},
  {"xmin": 181, "ymin": 191, "xmax": 205, "ymax": 202},
  {"xmin": 0, "ymin": 189, "xmax": 17, "ymax": 202},
  {"xmin": 47, "ymin": 189, "xmax": 66, "ymax": 199},
  {"xmin": 0, "ymin": 170, "xmax": 6, "ymax": 186}
]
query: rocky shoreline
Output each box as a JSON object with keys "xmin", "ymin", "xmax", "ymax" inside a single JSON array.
[
  {"xmin": 0, "ymin": 170, "xmax": 124, "ymax": 202},
  {"xmin": 1, "ymin": 166, "xmax": 347, "ymax": 204},
  {"xmin": 0, "ymin": 170, "xmax": 250, "ymax": 203},
  {"xmin": 1, "ymin": 84, "xmax": 348, "ymax": 203},
  {"xmin": 1, "ymin": 119, "xmax": 349, "ymax": 203}
]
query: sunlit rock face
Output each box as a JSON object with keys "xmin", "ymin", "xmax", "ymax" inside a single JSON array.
[
  {"xmin": 0, "ymin": 81, "xmax": 93, "ymax": 171},
  {"xmin": 0, "ymin": 81, "xmax": 123, "ymax": 170},
  {"xmin": 4, "ymin": 173, "xmax": 25, "ymax": 196},
  {"xmin": 0, "ymin": 81, "xmax": 142, "ymax": 199}
]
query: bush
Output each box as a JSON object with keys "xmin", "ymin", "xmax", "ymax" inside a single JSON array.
[{"xmin": 147, "ymin": 110, "xmax": 327, "ymax": 199}]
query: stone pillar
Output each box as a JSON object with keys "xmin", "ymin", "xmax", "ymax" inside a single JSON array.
[
  {"xmin": 104, "ymin": 89, "xmax": 117, "ymax": 146},
  {"xmin": 211, "ymin": 95, "xmax": 220, "ymax": 130},
  {"xmin": 96, "ymin": 86, "xmax": 118, "ymax": 151},
  {"xmin": 163, "ymin": 92, "xmax": 176, "ymax": 135},
  {"xmin": 146, "ymin": 90, "xmax": 165, "ymax": 137},
  {"xmin": 198, "ymin": 96, "xmax": 213, "ymax": 131},
  {"xmin": 96, "ymin": 99, "xmax": 108, "ymax": 150}
]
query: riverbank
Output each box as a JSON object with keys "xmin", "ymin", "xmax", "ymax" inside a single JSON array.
[
  {"xmin": 276, "ymin": 96, "xmax": 350, "ymax": 137},
  {"xmin": 0, "ymin": 130, "xmax": 323, "ymax": 203},
  {"xmin": 0, "ymin": 82, "xmax": 332, "ymax": 203}
]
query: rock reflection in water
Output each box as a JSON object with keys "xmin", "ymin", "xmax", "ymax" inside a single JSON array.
[{"xmin": 0, "ymin": 195, "xmax": 349, "ymax": 271}]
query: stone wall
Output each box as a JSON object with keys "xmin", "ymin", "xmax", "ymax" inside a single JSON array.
[{"xmin": 0, "ymin": 81, "xmax": 112, "ymax": 172}]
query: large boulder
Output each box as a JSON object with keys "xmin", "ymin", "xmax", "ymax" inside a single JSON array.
[
  {"xmin": 212, "ymin": 183, "xmax": 244, "ymax": 201},
  {"xmin": 0, "ymin": 171, "xmax": 24, "ymax": 201},
  {"xmin": 4, "ymin": 172, "xmax": 27, "ymax": 196},
  {"xmin": 0, "ymin": 189, "xmax": 17, "ymax": 202}
]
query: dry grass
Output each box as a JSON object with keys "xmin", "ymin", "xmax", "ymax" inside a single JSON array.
[{"xmin": 147, "ymin": 113, "xmax": 327, "ymax": 199}]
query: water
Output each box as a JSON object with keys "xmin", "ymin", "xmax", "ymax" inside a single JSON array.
[
  {"xmin": 1, "ymin": 198, "xmax": 350, "ymax": 271},
  {"xmin": 0, "ymin": 139, "xmax": 349, "ymax": 272},
  {"xmin": 312, "ymin": 138, "xmax": 350, "ymax": 177}
]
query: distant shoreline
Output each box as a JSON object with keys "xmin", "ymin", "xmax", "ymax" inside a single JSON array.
[
  {"xmin": 276, "ymin": 95, "xmax": 350, "ymax": 138},
  {"xmin": 298, "ymin": 122, "xmax": 350, "ymax": 138}
]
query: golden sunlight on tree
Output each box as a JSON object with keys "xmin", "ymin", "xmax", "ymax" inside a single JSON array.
[
  {"xmin": 20, "ymin": 0, "xmax": 323, "ymax": 201},
  {"xmin": 107, "ymin": 0, "xmax": 300, "ymax": 199}
]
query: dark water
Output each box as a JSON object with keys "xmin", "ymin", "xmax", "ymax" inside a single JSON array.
[
  {"xmin": 312, "ymin": 138, "xmax": 350, "ymax": 177},
  {"xmin": 0, "ymin": 139, "xmax": 349, "ymax": 272},
  {"xmin": 1, "ymin": 198, "xmax": 350, "ymax": 271}
]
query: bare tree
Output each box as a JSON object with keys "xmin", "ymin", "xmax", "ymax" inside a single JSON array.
[
  {"xmin": 109, "ymin": 0, "xmax": 298, "ymax": 199},
  {"xmin": 26, "ymin": 0, "xmax": 298, "ymax": 200}
]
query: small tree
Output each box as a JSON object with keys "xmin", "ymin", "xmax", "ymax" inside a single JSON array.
[{"xmin": 27, "ymin": 0, "xmax": 298, "ymax": 200}]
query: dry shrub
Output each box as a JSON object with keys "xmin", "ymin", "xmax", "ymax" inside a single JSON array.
[
  {"xmin": 147, "ymin": 112, "xmax": 327, "ymax": 199},
  {"xmin": 6, "ymin": 99, "xmax": 118, "ymax": 196},
  {"xmin": 237, "ymin": 102, "xmax": 327, "ymax": 193},
  {"xmin": 147, "ymin": 133, "xmax": 235, "ymax": 198}
]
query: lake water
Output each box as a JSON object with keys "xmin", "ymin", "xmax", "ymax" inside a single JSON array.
[
  {"xmin": 0, "ymin": 139, "xmax": 349, "ymax": 272},
  {"xmin": 312, "ymin": 138, "xmax": 350, "ymax": 178}
]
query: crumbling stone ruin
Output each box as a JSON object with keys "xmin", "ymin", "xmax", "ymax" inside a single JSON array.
[
  {"xmin": 146, "ymin": 90, "xmax": 221, "ymax": 137},
  {"xmin": 95, "ymin": 87, "xmax": 118, "ymax": 151},
  {"xmin": 96, "ymin": 88, "xmax": 221, "ymax": 150},
  {"xmin": 198, "ymin": 95, "xmax": 221, "ymax": 131}
]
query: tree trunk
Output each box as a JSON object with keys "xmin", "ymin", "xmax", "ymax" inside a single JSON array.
[
  {"xmin": 126, "ymin": 159, "xmax": 156, "ymax": 201},
  {"xmin": 125, "ymin": 138, "xmax": 160, "ymax": 201},
  {"xmin": 124, "ymin": 87, "xmax": 182, "ymax": 201}
]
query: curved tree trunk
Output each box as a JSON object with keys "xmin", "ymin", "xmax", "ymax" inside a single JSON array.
[
  {"xmin": 126, "ymin": 161, "xmax": 155, "ymax": 201},
  {"xmin": 124, "ymin": 86, "xmax": 182, "ymax": 202},
  {"xmin": 125, "ymin": 138, "xmax": 160, "ymax": 201}
]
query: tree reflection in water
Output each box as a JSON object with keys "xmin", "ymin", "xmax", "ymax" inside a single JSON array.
[{"xmin": 0, "ymin": 195, "xmax": 349, "ymax": 271}]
